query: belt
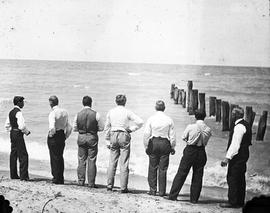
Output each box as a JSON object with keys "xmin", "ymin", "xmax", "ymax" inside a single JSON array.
[
  {"xmin": 111, "ymin": 130, "xmax": 126, "ymax": 133},
  {"xmin": 11, "ymin": 128, "xmax": 21, "ymax": 131}
]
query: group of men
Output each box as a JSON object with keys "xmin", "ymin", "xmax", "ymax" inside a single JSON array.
[{"xmin": 4, "ymin": 94, "xmax": 252, "ymax": 208}]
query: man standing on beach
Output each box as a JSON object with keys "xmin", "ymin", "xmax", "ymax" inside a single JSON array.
[
  {"xmin": 47, "ymin": 95, "xmax": 72, "ymax": 184},
  {"xmin": 73, "ymin": 96, "xmax": 104, "ymax": 187},
  {"xmin": 5, "ymin": 96, "xmax": 31, "ymax": 181},
  {"xmin": 143, "ymin": 100, "xmax": 176, "ymax": 197},
  {"xmin": 168, "ymin": 109, "xmax": 211, "ymax": 203},
  {"xmin": 105, "ymin": 94, "xmax": 143, "ymax": 193},
  {"xmin": 220, "ymin": 107, "xmax": 252, "ymax": 208}
]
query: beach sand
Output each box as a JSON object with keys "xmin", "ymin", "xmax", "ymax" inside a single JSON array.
[{"xmin": 1, "ymin": 169, "xmax": 251, "ymax": 213}]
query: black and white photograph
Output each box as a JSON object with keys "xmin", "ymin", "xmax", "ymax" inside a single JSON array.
[{"xmin": 0, "ymin": 0, "xmax": 270, "ymax": 212}]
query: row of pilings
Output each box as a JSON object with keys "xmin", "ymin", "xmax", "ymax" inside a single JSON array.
[{"xmin": 170, "ymin": 81, "xmax": 268, "ymax": 141}]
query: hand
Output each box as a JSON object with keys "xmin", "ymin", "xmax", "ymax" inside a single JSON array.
[
  {"xmin": 170, "ymin": 149, "xmax": 175, "ymax": 155},
  {"xmin": 126, "ymin": 128, "xmax": 132, "ymax": 134},
  {"xmin": 25, "ymin": 130, "xmax": 31, "ymax": 136},
  {"xmin": 106, "ymin": 145, "xmax": 111, "ymax": 149},
  {"xmin": 145, "ymin": 148, "xmax": 151, "ymax": 155},
  {"xmin": 221, "ymin": 158, "xmax": 229, "ymax": 167}
]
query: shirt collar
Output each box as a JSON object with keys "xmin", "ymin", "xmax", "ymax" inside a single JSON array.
[
  {"xmin": 156, "ymin": 111, "xmax": 165, "ymax": 115},
  {"xmin": 235, "ymin": 118, "xmax": 244, "ymax": 125},
  {"xmin": 14, "ymin": 106, "xmax": 21, "ymax": 110},
  {"xmin": 196, "ymin": 120, "xmax": 205, "ymax": 124},
  {"xmin": 52, "ymin": 105, "xmax": 59, "ymax": 110},
  {"xmin": 84, "ymin": 106, "xmax": 91, "ymax": 109}
]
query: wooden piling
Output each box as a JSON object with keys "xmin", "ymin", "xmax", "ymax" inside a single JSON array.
[
  {"xmin": 182, "ymin": 91, "xmax": 186, "ymax": 108},
  {"xmin": 216, "ymin": 99, "xmax": 222, "ymax": 122},
  {"xmin": 170, "ymin": 84, "xmax": 175, "ymax": 99},
  {"xmin": 256, "ymin": 111, "xmax": 268, "ymax": 141},
  {"xmin": 229, "ymin": 104, "xmax": 238, "ymax": 129},
  {"xmin": 246, "ymin": 106, "xmax": 256, "ymax": 127},
  {"xmin": 209, "ymin": 96, "xmax": 216, "ymax": 116},
  {"xmin": 199, "ymin": 93, "xmax": 206, "ymax": 114},
  {"xmin": 189, "ymin": 89, "xmax": 198, "ymax": 115},
  {"xmin": 222, "ymin": 101, "xmax": 230, "ymax": 131},
  {"xmin": 187, "ymin": 81, "xmax": 193, "ymax": 112},
  {"xmin": 173, "ymin": 87, "xmax": 179, "ymax": 104},
  {"xmin": 178, "ymin": 89, "xmax": 183, "ymax": 105}
]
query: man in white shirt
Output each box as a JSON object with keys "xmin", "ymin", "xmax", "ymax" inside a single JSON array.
[
  {"xmin": 5, "ymin": 96, "xmax": 31, "ymax": 180},
  {"xmin": 168, "ymin": 109, "xmax": 211, "ymax": 203},
  {"xmin": 220, "ymin": 107, "xmax": 252, "ymax": 208},
  {"xmin": 105, "ymin": 94, "xmax": 143, "ymax": 193},
  {"xmin": 144, "ymin": 100, "xmax": 176, "ymax": 197},
  {"xmin": 73, "ymin": 96, "xmax": 104, "ymax": 187},
  {"xmin": 47, "ymin": 95, "xmax": 72, "ymax": 184}
]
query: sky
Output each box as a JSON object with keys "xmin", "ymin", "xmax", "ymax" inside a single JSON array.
[{"xmin": 0, "ymin": 0, "xmax": 269, "ymax": 67}]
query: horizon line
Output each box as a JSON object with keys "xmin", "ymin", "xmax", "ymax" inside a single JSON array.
[{"xmin": 0, "ymin": 58, "xmax": 269, "ymax": 69}]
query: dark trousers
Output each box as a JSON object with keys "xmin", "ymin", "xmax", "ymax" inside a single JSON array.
[
  {"xmin": 227, "ymin": 152, "xmax": 249, "ymax": 206},
  {"xmin": 47, "ymin": 130, "xmax": 66, "ymax": 183},
  {"xmin": 10, "ymin": 130, "xmax": 29, "ymax": 180},
  {"xmin": 77, "ymin": 133, "xmax": 98, "ymax": 186},
  {"xmin": 147, "ymin": 137, "xmax": 171, "ymax": 195},
  {"xmin": 169, "ymin": 145, "xmax": 207, "ymax": 201}
]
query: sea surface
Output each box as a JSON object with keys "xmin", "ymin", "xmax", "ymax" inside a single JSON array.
[{"xmin": 0, "ymin": 59, "xmax": 270, "ymax": 193}]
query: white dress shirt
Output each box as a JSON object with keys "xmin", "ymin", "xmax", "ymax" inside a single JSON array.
[
  {"xmin": 4, "ymin": 106, "xmax": 29, "ymax": 134},
  {"xmin": 104, "ymin": 105, "xmax": 144, "ymax": 140},
  {"xmin": 226, "ymin": 118, "xmax": 246, "ymax": 160},
  {"xmin": 48, "ymin": 105, "xmax": 71, "ymax": 138},
  {"xmin": 143, "ymin": 111, "xmax": 176, "ymax": 149},
  {"xmin": 73, "ymin": 106, "xmax": 104, "ymax": 132},
  {"xmin": 182, "ymin": 120, "xmax": 212, "ymax": 147}
]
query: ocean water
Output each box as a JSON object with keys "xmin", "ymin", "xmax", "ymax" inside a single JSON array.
[{"xmin": 0, "ymin": 59, "xmax": 270, "ymax": 193}]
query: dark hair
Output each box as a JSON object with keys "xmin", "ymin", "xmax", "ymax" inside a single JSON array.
[
  {"xmin": 49, "ymin": 95, "xmax": 59, "ymax": 106},
  {"xmin": 155, "ymin": 100, "xmax": 165, "ymax": 111},
  {"xmin": 13, "ymin": 96, "xmax": 24, "ymax": 105},
  {"xmin": 82, "ymin": 96, "xmax": 92, "ymax": 107},
  {"xmin": 115, "ymin": 95, "xmax": 126, "ymax": 106},
  {"xmin": 195, "ymin": 109, "xmax": 206, "ymax": 120}
]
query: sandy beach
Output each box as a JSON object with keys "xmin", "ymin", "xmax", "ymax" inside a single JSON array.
[{"xmin": 1, "ymin": 168, "xmax": 255, "ymax": 213}]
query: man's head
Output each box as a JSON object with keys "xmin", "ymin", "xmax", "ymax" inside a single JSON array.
[
  {"xmin": 82, "ymin": 96, "xmax": 92, "ymax": 107},
  {"xmin": 155, "ymin": 100, "xmax": 165, "ymax": 112},
  {"xmin": 49, "ymin": 95, "xmax": 59, "ymax": 108},
  {"xmin": 231, "ymin": 107, "xmax": 244, "ymax": 120},
  {"xmin": 13, "ymin": 96, "xmax": 24, "ymax": 109},
  {"xmin": 115, "ymin": 94, "xmax": 126, "ymax": 106},
  {"xmin": 195, "ymin": 109, "xmax": 206, "ymax": 120}
]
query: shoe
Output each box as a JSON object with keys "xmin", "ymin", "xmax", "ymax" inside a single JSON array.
[
  {"xmin": 107, "ymin": 187, "xmax": 112, "ymax": 191},
  {"xmin": 11, "ymin": 176, "xmax": 20, "ymax": 180},
  {"xmin": 120, "ymin": 189, "xmax": 132, "ymax": 193},
  {"xmin": 164, "ymin": 196, "xmax": 177, "ymax": 201},
  {"xmin": 147, "ymin": 191, "xmax": 156, "ymax": 196},
  {"xmin": 158, "ymin": 192, "xmax": 166, "ymax": 197},
  {"xmin": 190, "ymin": 200, "xmax": 198, "ymax": 204},
  {"xmin": 20, "ymin": 177, "xmax": 29, "ymax": 181},
  {"xmin": 219, "ymin": 203, "xmax": 242, "ymax": 208},
  {"xmin": 52, "ymin": 179, "xmax": 64, "ymax": 184},
  {"xmin": 78, "ymin": 182, "xmax": 85, "ymax": 186},
  {"xmin": 89, "ymin": 184, "xmax": 98, "ymax": 188}
]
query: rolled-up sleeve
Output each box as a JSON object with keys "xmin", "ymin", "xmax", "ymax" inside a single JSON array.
[
  {"xmin": 128, "ymin": 111, "xmax": 144, "ymax": 132},
  {"xmin": 96, "ymin": 112, "xmax": 104, "ymax": 131},
  {"xmin": 182, "ymin": 125, "xmax": 190, "ymax": 142},
  {"xmin": 4, "ymin": 116, "xmax": 11, "ymax": 132},
  {"xmin": 104, "ymin": 111, "xmax": 111, "ymax": 140}
]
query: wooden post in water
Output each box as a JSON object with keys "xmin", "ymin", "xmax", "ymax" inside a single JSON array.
[
  {"xmin": 178, "ymin": 89, "xmax": 183, "ymax": 105},
  {"xmin": 256, "ymin": 111, "xmax": 268, "ymax": 141},
  {"xmin": 170, "ymin": 84, "xmax": 175, "ymax": 99},
  {"xmin": 216, "ymin": 99, "xmax": 222, "ymax": 122},
  {"xmin": 199, "ymin": 93, "xmax": 205, "ymax": 114},
  {"xmin": 229, "ymin": 104, "xmax": 238, "ymax": 129},
  {"xmin": 245, "ymin": 106, "xmax": 256, "ymax": 127},
  {"xmin": 187, "ymin": 81, "xmax": 193, "ymax": 112},
  {"xmin": 189, "ymin": 89, "xmax": 198, "ymax": 115},
  {"xmin": 182, "ymin": 91, "xmax": 186, "ymax": 108},
  {"xmin": 173, "ymin": 87, "xmax": 179, "ymax": 104},
  {"xmin": 209, "ymin": 96, "xmax": 216, "ymax": 117},
  {"xmin": 222, "ymin": 101, "xmax": 230, "ymax": 131}
]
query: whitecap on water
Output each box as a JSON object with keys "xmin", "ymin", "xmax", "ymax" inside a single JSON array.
[{"xmin": 128, "ymin": 73, "xmax": 141, "ymax": 76}]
